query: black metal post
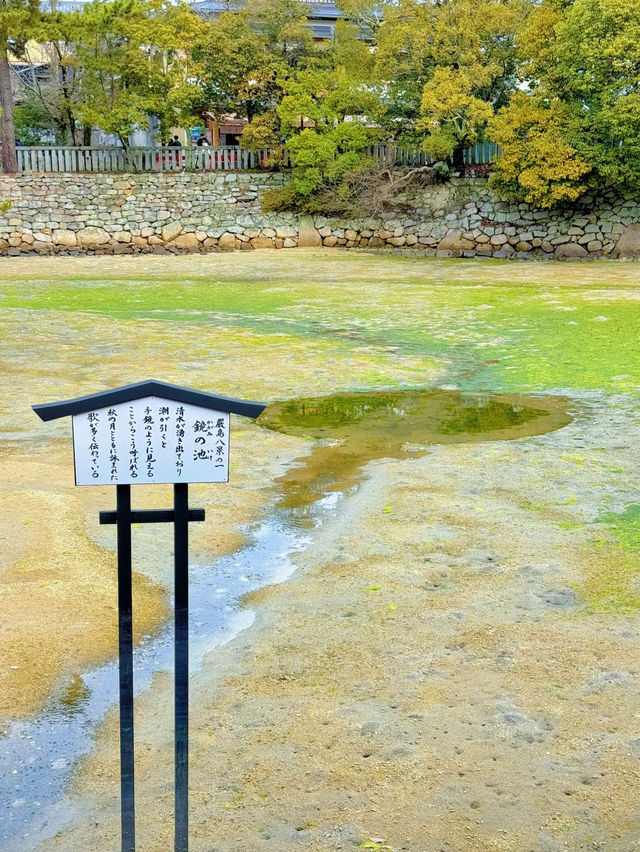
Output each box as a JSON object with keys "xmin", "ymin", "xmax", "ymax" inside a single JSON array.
[
  {"xmin": 174, "ymin": 482, "xmax": 190, "ymax": 852},
  {"xmin": 101, "ymin": 488, "xmax": 204, "ymax": 851},
  {"xmin": 116, "ymin": 484, "xmax": 136, "ymax": 852}
]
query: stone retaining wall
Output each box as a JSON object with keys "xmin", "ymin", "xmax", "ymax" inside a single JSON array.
[{"xmin": 1, "ymin": 172, "xmax": 639, "ymax": 259}]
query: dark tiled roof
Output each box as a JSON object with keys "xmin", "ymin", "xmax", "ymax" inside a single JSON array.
[
  {"xmin": 33, "ymin": 380, "xmax": 266, "ymax": 421},
  {"xmin": 193, "ymin": 0, "xmax": 343, "ymax": 20}
]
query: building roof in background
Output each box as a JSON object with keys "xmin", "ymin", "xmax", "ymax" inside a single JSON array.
[
  {"xmin": 39, "ymin": 0, "xmax": 92, "ymax": 11},
  {"xmin": 36, "ymin": 0, "xmax": 375, "ymax": 40},
  {"xmin": 193, "ymin": 0, "xmax": 342, "ymax": 13},
  {"xmin": 192, "ymin": 0, "xmax": 350, "ymax": 38}
]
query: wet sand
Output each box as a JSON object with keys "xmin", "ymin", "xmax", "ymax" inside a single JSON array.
[
  {"xmin": 39, "ymin": 397, "xmax": 640, "ymax": 851},
  {"xmin": 0, "ymin": 271, "xmax": 434, "ymax": 726},
  {"xmin": 1, "ymin": 252, "xmax": 639, "ymax": 851}
]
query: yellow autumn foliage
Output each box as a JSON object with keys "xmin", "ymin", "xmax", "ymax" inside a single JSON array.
[
  {"xmin": 420, "ymin": 66, "xmax": 495, "ymax": 159},
  {"xmin": 488, "ymin": 93, "xmax": 591, "ymax": 208}
]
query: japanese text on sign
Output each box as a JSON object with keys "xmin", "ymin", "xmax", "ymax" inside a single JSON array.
[{"xmin": 71, "ymin": 397, "xmax": 230, "ymax": 485}]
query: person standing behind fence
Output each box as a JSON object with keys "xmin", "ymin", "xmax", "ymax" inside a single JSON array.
[
  {"xmin": 195, "ymin": 134, "xmax": 210, "ymax": 169},
  {"xmin": 166, "ymin": 135, "xmax": 182, "ymax": 170}
]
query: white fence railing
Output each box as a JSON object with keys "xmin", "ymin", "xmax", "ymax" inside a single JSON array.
[
  {"xmin": 16, "ymin": 146, "xmax": 289, "ymax": 173},
  {"xmin": 15, "ymin": 142, "xmax": 503, "ymax": 174},
  {"xmin": 370, "ymin": 144, "xmax": 434, "ymax": 166}
]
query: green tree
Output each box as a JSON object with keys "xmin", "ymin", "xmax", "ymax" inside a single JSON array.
[
  {"xmin": 263, "ymin": 46, "xmax": 385, "ymax": 211},
  {"xmin": 8, "ymin": 20, "xmax": 85, "ymax": 146},
  {"xmin": 488, "ymin": 92, "xmax": 590, "ymax": 207},
  {"xmin": 13, "ymin": 99, "xmax": 64, "ymax": 144},
  {"xmin": 418, "ymin": 66, "xmax": 494, "ymax": 164},
  {"xmin": 238, "ymin": 108, "xmax": 281, "ymax": 152},
  {"xmin": 376, "ymin": 0, "xmax": 523, "ymax": 162},
  {"xmin": 492, "ymin": 0, "xmax": 640, "ymax": 203},
  {"xmin": 196, "ymin": 0, "xmax": 317, "ymax": 126},
  {"xmin": 64, "ymin": 0, "xmax": 204, "ymax": 144},
  {"xmin": 249, "ymin": 0, "xmax": 315, "ymax": 70},
  {"xmin": 335, "ymin": 0, "xmax": 384, "ymax": 40},
  {"xmin": 196, "ymin": 9, "xmax": 276, "ymax": 121}
]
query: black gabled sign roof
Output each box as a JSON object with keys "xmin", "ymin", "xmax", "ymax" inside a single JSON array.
[{"xmin": 32, "ymin": 380, "xmax": 266, "ymax": 422}]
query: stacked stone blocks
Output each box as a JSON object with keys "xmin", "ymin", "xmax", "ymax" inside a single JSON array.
[{"xmin": 0, "ymin": 172, "xmax": 638, "ymax": 259}]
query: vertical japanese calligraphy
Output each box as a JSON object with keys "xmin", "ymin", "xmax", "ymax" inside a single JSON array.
[
  {"xmin": 128, "ymin": 406, "xmax": 139, "ymax": 479},
  {"xmin": 143, "ymin": 406, "xmax": 156, "ymax": 479},
  {"xmin": 215, "ymin": 417, "xmax": 226, "ymax": 468},
  {"xmin": 108, "ymin": 408, "xmax": 118, "ymax": 481},
  {"xmin": 175, "ymin": 406, "xmax": 185, "ymax": 478},
  {"xmin": 159, "ymin": 405, "xmax": 169, "ymax": 449},
  {"xmin": 88, "ymin": 412, "xmax": 100, "ymax": 479},
  {"xmin": 72, "ymin": 398, "xmax": 230, "ymax": 485}
]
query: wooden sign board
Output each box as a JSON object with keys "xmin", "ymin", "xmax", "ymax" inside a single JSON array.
[
  {"xmin": 72, "ymin": 397, "xmax": 230, "ymax": 486},
  {"xmin": 32, "ymin": 380, "xmax": 266, "ymax": 852}
]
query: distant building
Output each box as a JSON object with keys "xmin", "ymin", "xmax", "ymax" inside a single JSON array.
[
  {"xmin": 17, "ymin": 0, "xmax": 377, "ymax": 147},
  {"xmin": 194, "ymin": 0, "xmax": 377, "ymax": 143},
  {"xmin": 39, "ymin": 0, "xmax": 90, "ymax": 10},
  {"xmin": 192, "ymin": 0, "xmax": 347, "ymax": 40},
  {"xmin": 40, "ymin": 0, "xmax": 352, "ymax": 39}
]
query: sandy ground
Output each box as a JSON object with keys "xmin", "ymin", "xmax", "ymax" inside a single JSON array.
[
  {"xmin": 37, "ymin": 395, "xmax": 640, "ymax": 852},
  {"xmin": 0, "ymin": 428, "xmax": 302, "ymax": 722},
  {"xmin": 0, "ymin": 270, "xmax": 433, "ymax": 725},
  {"xmin": 1, "ymin": 252, "xmax": 639, "ymax": 851}
]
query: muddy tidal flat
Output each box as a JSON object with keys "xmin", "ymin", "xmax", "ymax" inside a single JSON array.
[{"xmin": 1, "ymin": 251, "xmax": 640, "ymax": 851}]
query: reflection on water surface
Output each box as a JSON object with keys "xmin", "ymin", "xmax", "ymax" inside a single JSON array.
[{"xmin": 259, "ymin": 388, "xmax": 573, "ymax": 510}]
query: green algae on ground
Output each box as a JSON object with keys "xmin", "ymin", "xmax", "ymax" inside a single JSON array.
[
  {"xmin": 3, "ymin": 253, "xmax": 640, "ymax": 851},
  {"xmin": 578, "ymin": 505, "xmax": 640, "ymax": 613},
  {"xmin": 1, "ymin": 254, "xmax": 640, "ymax": 396},
  {"xmin": 600, "ymin": 504, "xmax": 640, "ymax": 550}
]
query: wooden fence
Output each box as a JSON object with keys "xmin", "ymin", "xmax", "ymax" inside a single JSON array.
[
  {"xmin": 15, "ymin": 143, "xmax": 502, "ymax": 174},
  {"xmin": 370, "ymin": 144, "xmax": 435, "ymax": 166},
  {"xmin": 16, "ymin": 145, "xmax": 290, "ymax": 173},
  {"xmin": 462, "ymin": 142, "xmax": 503, "ymax": 165}
]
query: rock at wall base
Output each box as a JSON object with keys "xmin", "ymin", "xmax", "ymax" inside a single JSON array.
[
  {"xmin": 77, "ymin": 227, "xmax": 110, "ymax": 247},
  {"xmin": 173, "ymin": 232, "xmax": 199, "ymax": 249},
  {"xmin": 251, "ymin": 237, "xmax": 275, "ymax": 249},
  {"xmin": 437, "ymin": 229, "xmax": 474, "ymax": 252},
  {"xmin": 613, "ymin": 223, "xmax": 640, "ymax": 259},
  {"xmin": 52, "ymin": 229, "xmax": 77, "ymax": 247},
  {"xmin": 218, "ymin": 233, "xmax": 237, "ymax": 251},
  {"xmin": 297, "ymin": 215, "xmax": 321, "ymax": 247},
  {"xmin": 161, "ymin": 221, "xmax": 182, "ymax": 243},
  {"xmin": 555, "ymin": 242, "xmax": 589, "ymax": 260}
]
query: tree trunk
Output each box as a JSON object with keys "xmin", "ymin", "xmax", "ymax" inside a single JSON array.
[
  {"xmin": 0, "ymin": 37, "xmax": 17, "ymax": 173},
  {"xmin": 83, "ymin": 125, "xmax": 91, "ymax": 146},
  {"xmin": 451, "ymin": 143, "xmax": 465, "ymax": 173},
  {"xmin": 57, "ymin": 50, "xmax": 78, "ymax": 146},
  {"xmin": 68, "ymin": 111, "xmax": 78, "ymax": 147}
]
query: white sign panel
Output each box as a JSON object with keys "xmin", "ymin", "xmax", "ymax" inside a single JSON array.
[{"xmin": 72, "ymin": 397, "xmax": 229, "ymax": 485}]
